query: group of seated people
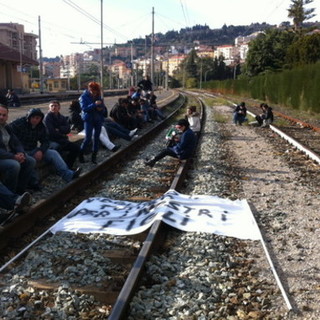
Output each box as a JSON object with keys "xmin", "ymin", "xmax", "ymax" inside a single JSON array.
[
  {"xmin": 0, "ymin": 81, "xmax": 167, "ymax": 219},
  {"xmin": 233, "ymin": 101, "xmax": 274, "ymax": 127},
  {"xmin": 0, "ymin": 101, "xmax": 84, "ymax": 221},
  {"xmin": 68, "ymin": 85, "xmax": 165, "ymax": 159}
]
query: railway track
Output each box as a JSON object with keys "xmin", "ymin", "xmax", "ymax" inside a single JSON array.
[
  {"xmin": 2, "ymin": 90, "xmax": 320, "ymax": 319},
  {"xmin": 0, "ymin": 92, "xmax": 204, "ymax": 319}
]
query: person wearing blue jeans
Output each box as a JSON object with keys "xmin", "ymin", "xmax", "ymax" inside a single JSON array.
[
  {"xmin": 79, "ymin": 82, "xmax": 107, "ymax": 164},
  {"xmin": 0, "ymin": 182, "xmax": 32, "ymax": 211},
  {"xmin": 233, "ymin": 102, "xmax": 247, "ymax": 125},
  {"xmin": 9, "ymin": 108, "xmax": 81, "ymax": 188},
  {"xmin": 104, "ymin": 118, "xmax": 138, "ymax": 141},
  {"xmin": 0, "ymin": 104, "xmax": 36, "ymax": 194}
]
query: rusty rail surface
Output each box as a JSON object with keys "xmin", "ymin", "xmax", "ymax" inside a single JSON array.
[{"xmin": 108, "ymin": 95, "xmax": 205, "ymax": 320}]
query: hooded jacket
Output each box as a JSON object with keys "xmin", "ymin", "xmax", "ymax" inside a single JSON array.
[{"xmin": 9, "ymin": 108, "xmax": 50, "ymax": 153}]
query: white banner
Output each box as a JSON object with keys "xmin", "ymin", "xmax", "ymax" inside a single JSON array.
[{"xmin": 50, "ymin": 190, "xmax": 261, "ymax": 240}]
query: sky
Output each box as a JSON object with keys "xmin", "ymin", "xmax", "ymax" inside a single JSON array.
[{"xmin": 0, "ymin": 0, "xmax": 320, "ymax": 58}]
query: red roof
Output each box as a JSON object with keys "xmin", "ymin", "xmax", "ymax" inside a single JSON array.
[{"xmin": 0, "ymin": 42, "xmax": 38, "ymax": 65}]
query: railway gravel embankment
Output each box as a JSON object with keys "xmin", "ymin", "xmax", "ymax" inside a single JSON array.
[{"xmin": 128, "ymin": 103, "xmax": 320, "ymax": 319}]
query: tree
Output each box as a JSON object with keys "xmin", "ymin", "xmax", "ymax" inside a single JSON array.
[
  {"xmin": 286, "ymin": 33, "xmax": 320, "ymax": 65},
  {"xmin": 244, "ymin": 29, "xmax": 296, "ymax": 76},
  {"xmin": 288, "ymin": 0, "xmax": 316, "ymax": 32}
]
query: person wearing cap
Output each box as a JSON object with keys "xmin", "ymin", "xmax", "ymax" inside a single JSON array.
[
  {"xmin": 9, "ymin": 108, "xmax": 82, "ymax": 189},
  {"xmin": 0, "ymin": 104, "xmax": 36, "ymax": 194},
  {"xmin": 144, "ymin": 118, "xmax": 196, "ymax": 167}
]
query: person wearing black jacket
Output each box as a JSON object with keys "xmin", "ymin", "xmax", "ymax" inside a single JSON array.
[
  {"xmin": 0, "ymin": 104, "xmax": 36, "ymax": 194},
  {"xmin": 9, "ymin": 108, "xmax": 81, "ymax": 188},
  {"xmin": 233, "ymin": 102, "xmax": 247, "ymax": 125},
  {"xmin": 44, "ymin": 100, "xmax": 81, "ymax": 168},
  {"xmin": 145, "ymin": 119, "xmax": 196, "ymax": 167}
]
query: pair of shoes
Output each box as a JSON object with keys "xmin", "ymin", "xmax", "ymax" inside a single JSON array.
[
  {"xmin": 72, "ymin": 167, "xmax": 82, "ymax": 179},
  {"xmin": 144, "ymin": 159, "xmax": 156, "ymax": 167},
  {"xmin": 129, "ymin": 128, "xmax": 138, "ymax": 137},
  {"xmin": 111, "ymin": 145, "xmax": 121, "ymax": 152},
  {"xmin": 14, "ymin": 192, "xmax": 32, "ymax": 212}
]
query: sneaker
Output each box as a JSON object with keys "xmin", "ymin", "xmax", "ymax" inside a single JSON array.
[
  {"xmin": 111, "ymin": 145, "xmax": 121, "ymax": 152},
  {"xmin": 131, "ymin": 135, "xmax": 139, "ymax": 141},
  {"xmin": 129, "ymin": 128, "xmax": 138, "ymax": 137},
  {"xmin": 72, "ymin": 167, "xmax": 82, "ymax": 180},
  {"xmin": 14, "ymin": 192, "xmax": 32, "ymax": 212},
  {"xmin": 144, "ymin": 159, "xmax": 156, "ymax": 167}
]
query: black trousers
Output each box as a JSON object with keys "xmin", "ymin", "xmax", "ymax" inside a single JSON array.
[{"xmin": 154, "ymin": 148, "xmax": 178, "ymax": 163}]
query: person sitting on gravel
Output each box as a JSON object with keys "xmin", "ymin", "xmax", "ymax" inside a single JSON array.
[
  {"xmin": 68, "ymin": 100, "xmax": 84, "ymax": 132},
  {"xmin": 0, "ymin": 104, "xmax": 36, "ymax": 195},
  {"xmin": 9, "ymin": 108, "xmax": 82, "ymax": 189},
  {"xmin": 144, "ymin": 119, "xmax": 196, "ymax": 167},
  {"xmin": 110, "ymin": 98, "xmax": 138, "ymax": 130},
  {"xmin": 256, "ymin": 103, "xmax": 274, "ymax": 127},
  {"xmin": 233, "ymin": 102, "xmax": 247, "ymax": 125},
  {"xmin": 104, "ymin": 118, "xmax": 138, "ymax": 141},
  {"xmin": 185, "ymin": 105, "xmax": 201, "ymax": 138},
  {"xmin": 44, "ymin": 100, "xmax": 81, "ymax": 169}
]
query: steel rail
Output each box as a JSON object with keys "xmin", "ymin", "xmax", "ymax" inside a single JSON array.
[
  {"xmin": 0, "ymin": 93, "xmax": 185, "ymax": 249},
  {"xmin": 109, "ymin": 94, "xmax": 205, "ymax": 320}
]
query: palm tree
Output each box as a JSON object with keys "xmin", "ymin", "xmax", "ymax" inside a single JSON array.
[{"xmin": 288, "ymin": 0, "xmax": 316, "ymax": 32}]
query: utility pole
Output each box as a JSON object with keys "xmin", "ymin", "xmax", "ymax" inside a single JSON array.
[
  {"xmin": 38, "ymin": 16, "xmax": 44, "ymax": 93},
  {"xmin": 109, "ymin": 50, "xmax": 112, "ymax": 89},
  {"xmin": 19, "ymin": 36, "xmax": 23, "ymax": 91},
  {"xmin": 130, "ymin": 42, "xmax": 134, "ymax": 87},
  {"xmin": 165, "ymin": 59, "xmax": 169, "ymax": 90},
  {"xmin": 199, "ymin": 59, "xmax": 203, "ymax": 89},
  {"xmin": 151, "ymin": 7, "xmax": 155, "ymax": 86},
  {"xmin": 100, "ymin": 0, "xmax": 104, "ymax": 98}
]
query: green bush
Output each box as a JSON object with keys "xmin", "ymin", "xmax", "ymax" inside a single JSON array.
[{"xmin": 206, "ymin": 62, "xmax": 320, "ymax": 113}]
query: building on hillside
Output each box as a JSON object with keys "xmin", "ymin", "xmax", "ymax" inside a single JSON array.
[
  {"xmin": 234, "ymin": 32, "xmax": 262, "ymax": 61},
  {"xmin": 214, "ymin": 45, "xmax": 236, "ymax": 61},
  {"xmin": 162, "ymin": 54, "xmax": 187, "ymax": 76},
  {"xmin": 43, "ymin": 61, "xmax": 61, "ymax": 78},
  {"xmin": 195, "ymin": 44, "xmax": 214, "ymax": 59},
  {"xmin": 0, "ymin": 23, "xmax": 37, "ymax": 60}
]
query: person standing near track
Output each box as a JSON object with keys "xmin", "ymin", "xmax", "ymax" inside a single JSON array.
[
  {"xmin": 144, "ymin": 118, "xmax": 196, "ymax": 167},
  {"xmin": 79, "ymin": 82, "xmax": 107, "ymax": 164}
]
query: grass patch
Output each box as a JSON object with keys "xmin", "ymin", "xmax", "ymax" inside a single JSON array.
[{"xmin": 213, "ymin": 112, "xmax": 229, "ymax": 123}]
